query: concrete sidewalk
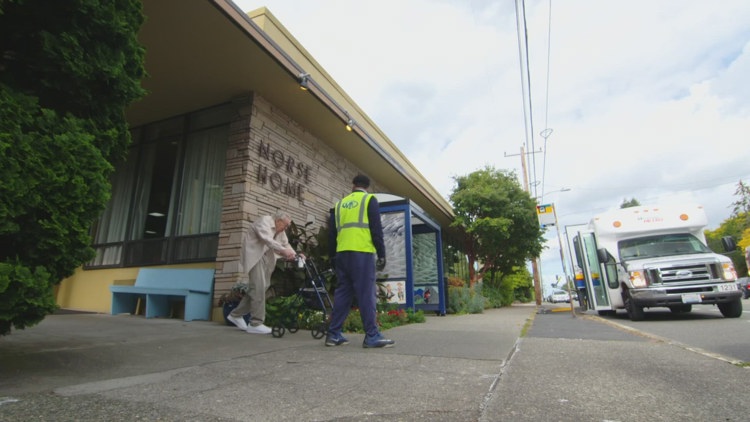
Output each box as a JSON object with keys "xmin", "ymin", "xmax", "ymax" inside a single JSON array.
[
  {"xmin": 5, "ymin": 304, "xmax": 750, "ymax": 421},
  {"xmin": 0, "ymin": 304, "xmax": 537, "ymax": 421}
]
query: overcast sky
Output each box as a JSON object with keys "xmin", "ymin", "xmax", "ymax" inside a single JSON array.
[{"xmin": 233, "ymin": 0, "xmax": 750, "ymax": 289}]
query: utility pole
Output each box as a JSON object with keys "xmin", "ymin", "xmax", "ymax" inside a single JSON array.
[{"xmin": 505, "ymin": 145, "xmax": 543, "ymax": 306}]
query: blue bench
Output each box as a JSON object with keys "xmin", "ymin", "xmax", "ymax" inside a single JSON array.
[{"xmin": 109, "ymin": 268, "xmax": 215, "ymax": 321}]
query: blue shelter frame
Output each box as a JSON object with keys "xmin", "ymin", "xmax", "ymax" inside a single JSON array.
[{"xmin": 375, "ymin": 194, "xmax": 446, "ymax": 315}]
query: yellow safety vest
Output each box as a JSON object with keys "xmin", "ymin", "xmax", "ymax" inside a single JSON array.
[{"xmin": 334, "ymin": 191, "xmax": 376, "ymax": 253}]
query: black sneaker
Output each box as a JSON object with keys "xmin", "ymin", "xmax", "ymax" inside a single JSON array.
[
  {"xmin": 325, "ymin": 333, "xmax": 350, "ymax": 347},
  {"xmin": 362, "ymin": 333, "xmax": 395, "ymax": 348}
]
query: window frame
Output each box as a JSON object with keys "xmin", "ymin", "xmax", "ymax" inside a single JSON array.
[{"xmin": 86, "ymin": 104, "xmax": 232, "ymax": 269}]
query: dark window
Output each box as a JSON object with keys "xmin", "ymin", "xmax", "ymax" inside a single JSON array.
[{"xmin": 87, "ymin": 104, "xmax": 232, "ymax": 268}]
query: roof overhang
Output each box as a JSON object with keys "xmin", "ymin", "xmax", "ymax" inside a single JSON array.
[{"xmin": 128, "ymin": 0, "xmax": 454, "ymax": 228}]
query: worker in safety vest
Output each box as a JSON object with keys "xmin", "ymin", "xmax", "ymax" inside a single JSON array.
[{"xmin": 326, "ymin": 174, "xmax": 394, "ymax": 348}]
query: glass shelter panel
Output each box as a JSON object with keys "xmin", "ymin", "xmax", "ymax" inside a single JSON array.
[
  {"xmin": 381, "ymin": 212, "xmax": 407, "ymax": 305},
  {"xmin": 413, "ymin": 230, "xmax": 438, "ymax": 306},
  {"xmin": 377, "ymin": 195, "xmax": 446, "ymax": 314}
]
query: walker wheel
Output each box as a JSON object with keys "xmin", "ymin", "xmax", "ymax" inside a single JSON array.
[
  {"xmin": 288, "ymin": 322, "xmax": 299, "ymax": 334},
  {"xmin": 311, "ymin": 323, "xmax": 326, "ymax": 339},
  {"xmin": 272, "ymin": 326, "xmax": 285, "ymax": 338}
]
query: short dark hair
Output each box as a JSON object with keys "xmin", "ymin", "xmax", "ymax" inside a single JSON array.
[{"xmin": 352, "ymin": 174, "xmax": 370, "ymax": 188}]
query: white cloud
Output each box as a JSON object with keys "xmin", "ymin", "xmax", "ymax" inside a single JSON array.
[{"xmin": 234, "ymin": 0, "xmax": 750, "ymax": 284}]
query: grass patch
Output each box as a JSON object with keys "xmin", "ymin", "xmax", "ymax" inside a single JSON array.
[{"xmin": 519, "ymin": 315, "xmax": 535, "ymax": 338}]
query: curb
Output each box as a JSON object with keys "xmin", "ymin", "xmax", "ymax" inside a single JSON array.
[{"xmin": 583, "ymin": 313, "xmax": 748, "ymax": 367}]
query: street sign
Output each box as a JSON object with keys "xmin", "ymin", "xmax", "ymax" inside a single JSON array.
[{"xmin": 537, "ymin": 203, "xmax": 556, "ymax": 227}]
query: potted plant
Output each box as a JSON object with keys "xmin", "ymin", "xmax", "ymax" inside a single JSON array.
[{"xmin": 218, "ymin": 284, "xmax": 250, "ymax": 326}]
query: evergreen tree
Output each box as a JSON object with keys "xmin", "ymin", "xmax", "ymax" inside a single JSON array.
[{"xmin": 0, "ymin": 0, "xmax": 146, "ymax": 335}]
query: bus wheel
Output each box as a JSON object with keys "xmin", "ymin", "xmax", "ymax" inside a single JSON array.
[
  {"xmin": 718, "ymin": 299, "xmax": 743, "ymax": 318},
  {"xmin": 625, "ymin": 294, "xmax": 645, "ymax": 321}
]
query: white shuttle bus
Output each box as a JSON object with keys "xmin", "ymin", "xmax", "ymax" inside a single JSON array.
[{"xmin": 570, "ymin": 204, "xmax": 742, "ymax": 321}]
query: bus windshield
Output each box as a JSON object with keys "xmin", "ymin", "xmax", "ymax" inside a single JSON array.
[{"xmin": 618, "ymin": 233, "xmax": 711, "ymax": 260}]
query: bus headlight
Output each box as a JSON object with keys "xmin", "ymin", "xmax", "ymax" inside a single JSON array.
[
  {"xmin": 629, "ymin": 271, "xmax": 648, "ymax": 288},
  {"xmin": 722, "ymin": 262, "xmax": 737, "ymax": 281}
]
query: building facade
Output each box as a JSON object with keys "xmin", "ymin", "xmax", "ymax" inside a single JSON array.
[{"xmin": 55, "ymin": 0, "xmax": 460, "ymax": 321}]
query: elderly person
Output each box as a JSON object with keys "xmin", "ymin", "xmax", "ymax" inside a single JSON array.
[{"xmin": 227, "ymin": 210, "xmax": 298, "ymax": 334}]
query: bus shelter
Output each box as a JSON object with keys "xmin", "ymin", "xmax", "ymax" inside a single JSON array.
[{"xmin": 375, "ymin": 194, "xmax": 446, "ymax": 315}]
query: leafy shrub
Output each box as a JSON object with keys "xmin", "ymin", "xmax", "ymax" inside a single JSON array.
[
  {"xmin": 446, "ymin": 276, "xmax": 466, "ymax": 287},
  {"xmin": 502, "ymin": 270, "xmax": 534, "ymax": 304},
  {"xmin": 405, "ymin": 307, "xmax": 426, "ymax": 323},
  {"xmin": 343, "ymin": 309, "xmax": 365, "ymax": 333},
  {"xmin": 481, "ymin": 268, "xmax": 534, "ymax": 307},
  {"xmin": 0, "ymin": 260, "xmax": 57, "ymax": 334},
  {"xmin": 341, "ymin": 306, "xmax": 425, "ymax": 333},
  {"xmin": 447, "ymin": 285, "xmax": 487, "ymax": 314},
  {"xmin": 265, "ymin": 295, "xmax": 325, "ymax": 330},
  {"xmin": 478, "ymin": 283, "xmax": 506, "ymax": 308}
]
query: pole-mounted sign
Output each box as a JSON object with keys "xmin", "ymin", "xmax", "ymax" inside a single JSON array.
[{"xmin": 536, "ymin": 203, "xmax": 556, "ymax": 227}]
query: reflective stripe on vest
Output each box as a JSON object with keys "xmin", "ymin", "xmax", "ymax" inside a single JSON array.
[{"xmin": 334, "ymin": 191, "xmax": 376, "ymax": 253}]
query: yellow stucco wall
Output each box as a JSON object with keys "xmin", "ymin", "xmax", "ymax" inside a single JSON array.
[{"xmin": 56, "ymin": 263, "xmax": 216, "ymax": 316}]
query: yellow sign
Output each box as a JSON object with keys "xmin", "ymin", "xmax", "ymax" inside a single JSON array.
[{"xmin": 536, "ymin": 203, "xmax": 556, "ymax": 227}]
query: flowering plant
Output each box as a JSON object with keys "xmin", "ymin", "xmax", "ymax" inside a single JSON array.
[
  {"xmin": 217, "ymin": 284, "xmax": 247, "ymax": 306},
  {"xmin": 342, "ymin": 305, "xmax": 425, "ymax": 332},
  {"xmin": 383, "ymin": 308, "xmax": 408, "ymax": 324}
]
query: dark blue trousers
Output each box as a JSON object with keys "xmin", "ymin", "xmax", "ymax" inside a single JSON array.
[{"xmin": 328, "ymin": 251, "xmax": 379, "ymax": 338}]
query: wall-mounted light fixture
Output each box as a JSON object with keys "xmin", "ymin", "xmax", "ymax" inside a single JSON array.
[
  {"xmin": 298, "ymin": 72, "xmax": 310, "ymax": 91},
  {"xmin": 343, "ymin": 110, "xmax": 355, "ymax": 131}
]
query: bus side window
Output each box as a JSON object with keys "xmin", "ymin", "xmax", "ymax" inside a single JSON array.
[{"xmin": 604, "ymin": 252, "xmax": 618, "ymax": 289}]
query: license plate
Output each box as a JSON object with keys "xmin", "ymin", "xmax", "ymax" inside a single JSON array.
[
  {"xmin": 718, "ymin": 283, "xmax": 738, "ymax": 292},
  {"xmin": 682, "ymin": 293, "xmax": 702, "ymax": 303}
]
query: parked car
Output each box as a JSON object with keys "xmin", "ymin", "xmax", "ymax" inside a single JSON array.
[
  {"xmin": 738, "ymin": 277, "xmax": 750, "ymax": 299},
  {"xmin": 550, "ymin": 290, "xmax": 571, "ymax": 303}
]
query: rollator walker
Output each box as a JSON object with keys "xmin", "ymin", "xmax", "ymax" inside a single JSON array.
[{"xmin": 269, "ymin": 256, "xmax": 334, "ymax": 339}]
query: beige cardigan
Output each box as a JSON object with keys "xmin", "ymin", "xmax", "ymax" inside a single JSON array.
[{"xmin": 239, "ymin": 215, "xmax": 292, "ymax": 274}]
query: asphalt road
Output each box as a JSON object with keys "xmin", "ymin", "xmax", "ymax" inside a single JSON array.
[
  {"xmin": 502, "ymin": 307, "xmax": 750, "ymax": 421},
  {"xmin": 593, "ymin": 298, "xmax": 750, "ymax": 363}
]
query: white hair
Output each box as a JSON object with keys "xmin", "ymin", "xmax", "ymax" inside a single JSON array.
[{"xmin": 274, "ymin": 210, "xmax": 291, "ymax": 222}]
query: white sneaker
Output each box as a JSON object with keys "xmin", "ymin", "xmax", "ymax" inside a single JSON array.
[
  {"xmin": 246, "ymin": 323, "xmax": 272, "ymax": 334},
  {"xmin": 227, "ymin": 314, "xmax": 248, "ymax": 331}
]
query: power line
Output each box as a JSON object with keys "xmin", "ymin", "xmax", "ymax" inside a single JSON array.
[
  {"xmin": 566, "ymin": 173, "xmax": 750, "ymax": 194},
  {"xmin": 539, "ymin": 0, "xmax": 553, "ymax": 201},
  {"xmin": 515, "ymin": 0, "xmax": 538, "ymax": 199}
]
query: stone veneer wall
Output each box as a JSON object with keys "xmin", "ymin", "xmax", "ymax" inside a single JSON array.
[{"xmin": 213, "ymin": 93, "xmax": 385, "ymax": 301}]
